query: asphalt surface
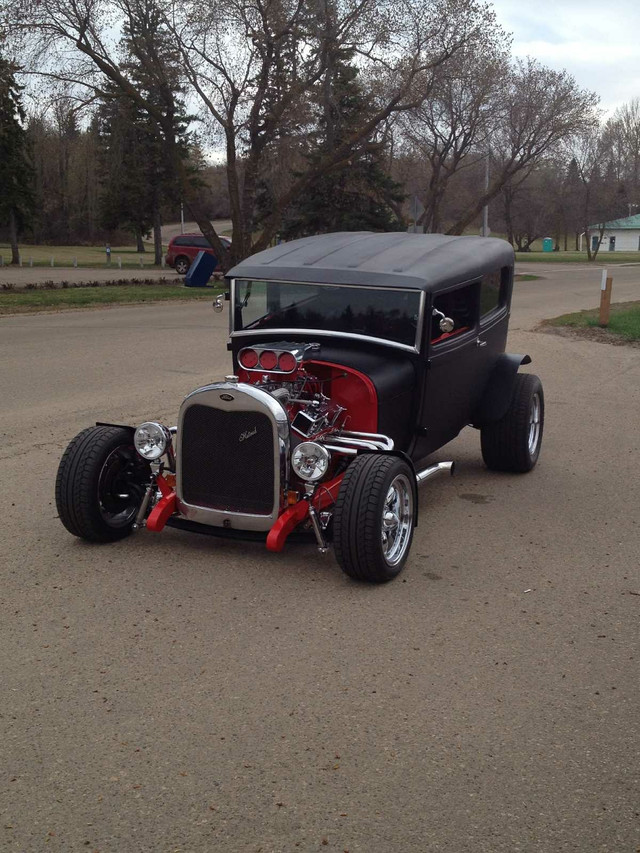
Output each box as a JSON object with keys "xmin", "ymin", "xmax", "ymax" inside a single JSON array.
[{"xmin": 1, "ymin": 265, "xmax": 639, "ymax": 852}]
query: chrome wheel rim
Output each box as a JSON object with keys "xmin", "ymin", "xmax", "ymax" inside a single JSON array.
[
  {"xmin": 381, "ymin": 474, "xmax": 413, "ymax": 566},
  {"xmin": 528, "ymin": 393, "xmax": 541, "ymax": 455}
]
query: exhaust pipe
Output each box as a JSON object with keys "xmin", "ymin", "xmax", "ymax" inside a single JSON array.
[{"xmin": 415, "ymin": 460, "xmax": 455, "ymax": 485}]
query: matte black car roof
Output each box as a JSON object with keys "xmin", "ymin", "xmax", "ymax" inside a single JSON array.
[{"xmin": 227, "ymin": 232, "xmax": 514, "ymax": 292}]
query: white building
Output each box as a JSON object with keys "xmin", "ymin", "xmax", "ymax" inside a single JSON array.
[{"xmin": 587, "ymin": 214, "xmax": 640, "ymax": 252}]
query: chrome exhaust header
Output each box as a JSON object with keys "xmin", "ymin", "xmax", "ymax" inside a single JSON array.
[{"xmin": 415, "ymin": 461, "xmax": 455, "ymax": 485}]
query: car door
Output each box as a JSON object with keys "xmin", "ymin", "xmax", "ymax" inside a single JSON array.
[
  {"xmin": 416, "ymin": 268, "xmax": 512, "ymax": 456},
  {"xmin": 417, "ymin": 280, "xmax": 481, "ymax": 454}
]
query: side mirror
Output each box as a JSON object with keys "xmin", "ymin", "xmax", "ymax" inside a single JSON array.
[
  {"xmin": 432, "ymin": 307, "xmax": 454, "ymax": 333},
  {"xmin": 213, "ymin": 295, "xmax": 224, "ymax": 313},
  {"xmin": 439, "ymin": 316, "xmax": 454, "ymax": 333}
]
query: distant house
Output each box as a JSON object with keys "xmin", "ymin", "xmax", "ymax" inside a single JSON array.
[{"xmin": 587, "ymin": 214, "xmax": 640, "ymax": 252}]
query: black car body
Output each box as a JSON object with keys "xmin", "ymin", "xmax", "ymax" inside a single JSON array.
[{"xmin": 56, "ymin": 233, "xmax": 544, "ymax": 583}]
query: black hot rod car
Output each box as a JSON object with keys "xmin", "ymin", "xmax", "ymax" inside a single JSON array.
[{"xmin": 56, "ymin": 232, "xmax": 544, "ymax": 583}]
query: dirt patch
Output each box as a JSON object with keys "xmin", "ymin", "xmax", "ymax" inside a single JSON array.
[
  {"xmin": 538, "ymin": 321, "xmax": 640, "ymax": 349},
  {"xmin": 539, "ymin": 325, "xmax": 640, "ymax": 348}
]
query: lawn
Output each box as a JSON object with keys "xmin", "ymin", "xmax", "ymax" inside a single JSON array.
[
  {"xmin": 0, "ymin": 243, "xmax": 163, "ymax": 269},
  {"xmin": 515, "ymin": 250, "xmax": 640, "ymax": 264},
  {"xmin": 3, "ymin": 240, "xmax": 639, "ymax": 269},
  {"xmin": 544, "ymin": 301, "xmax": 640, "ymax": 343},
  {"xmin": 0, "ymin": 282, "xmax": 221, "ymax": 314}
]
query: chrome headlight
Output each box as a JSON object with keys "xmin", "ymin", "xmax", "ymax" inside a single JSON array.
[
  {"xmin": 134, "ymin": 422, "xmax": 171, "ymax": 461},
  {"xmin": 291, "ymin": 442, "xmax": 330, "ymax": 482}
]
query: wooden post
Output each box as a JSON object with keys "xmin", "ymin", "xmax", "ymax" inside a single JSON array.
[{"xmin": 599, "ymin": 269, "xmax": 613, "ymax": 327}]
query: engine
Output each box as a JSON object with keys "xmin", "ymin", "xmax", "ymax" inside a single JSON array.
[{"xmin": 236, "ymin": 342, "xmax": 363, "ymax": 443}]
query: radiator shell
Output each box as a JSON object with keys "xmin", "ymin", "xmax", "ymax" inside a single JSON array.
[{"xmin": 176, "ymin": 382, "xmax": 289, "ymax": 531}]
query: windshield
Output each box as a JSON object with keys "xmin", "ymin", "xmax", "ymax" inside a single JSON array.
[{"xmin": 233, "ymin": 279, "xmax": 422, "ymax": 349}]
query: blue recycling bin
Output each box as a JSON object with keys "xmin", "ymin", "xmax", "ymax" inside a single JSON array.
[{"xmin": 184, "ymin": 250, "xmax": 217, "ymax": 287}]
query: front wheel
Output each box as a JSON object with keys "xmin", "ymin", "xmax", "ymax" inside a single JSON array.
[
  {"xmin": 480, "ymin": 373, "xmax": 544, "ymax": 472},
  {"xmin": 55, "ymin": 426, "xmax": 151, "ymax": 542},
  {"xmin": 333, "ymin": 454, "xmax": 416, "ymax": 583}
]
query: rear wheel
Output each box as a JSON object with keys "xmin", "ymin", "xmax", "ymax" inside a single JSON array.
[
  {"xmin": 174, "ymin": 255, "xmax": 190, "ymax": 275},
  {"xmin": 55, "ymin": 426, "xmax": 151, "ymax": 542},
  {"xmin": 333, "ymin": 454, "xmax": 416, "ymax": 583},
  {"xmin": 481, "ymin": 373, "xmax": 544, "ymax": 472}
]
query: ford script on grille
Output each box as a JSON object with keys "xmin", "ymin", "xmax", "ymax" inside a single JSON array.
[{"xmin": 239, "ymin": 426, "xmax": 258, "ymax": 442}]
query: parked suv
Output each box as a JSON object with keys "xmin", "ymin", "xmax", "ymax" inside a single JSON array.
[
  {"xmin": 56, "ymin": 232, "xmax": 544, "ymax": 584},
  {"xmin": 165, "ymin": 233, "xmax": 231, "ymax": 275}
]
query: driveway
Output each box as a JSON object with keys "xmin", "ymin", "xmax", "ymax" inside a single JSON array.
[{"xmin": 1, "ymin": 267, "xmax": 639, "ymax": 852}]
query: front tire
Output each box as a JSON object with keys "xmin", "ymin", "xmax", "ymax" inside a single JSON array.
[
  {"xmin": 55, "ymin": 426, "xmax": 151, "ymax": 542},
  {"xmin": 333, "ymin": 454, "xmax": 416, "ymax": 583},
  {"xmin": 481, "ymin": 373, "xmax": 544, "ymax": 472}
]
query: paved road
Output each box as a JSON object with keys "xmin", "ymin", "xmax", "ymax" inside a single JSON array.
[
  {"xmin": 1, "ymin": 268, "xmax": 639, "ymax": 852},
  {"xmin": 512, "ymin": 262, "xmax": 640, "ymax": 330}
]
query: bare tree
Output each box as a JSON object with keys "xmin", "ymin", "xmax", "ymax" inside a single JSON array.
[
  {"xmin": 11, "ymin": 0, "xmax": 498, "ymax": 268},
  {"xmin": 397, "ymin": 23, "xmax": 510, "ymax": 232},
  {"xmin": 567, "ymin": 129, "xmax": 621, "ymax": 261},
  {"xmin": 601, "ymin": 98, "xmax": 640, "ymax": 210},
  {"xmin": 445, "ymin": 58, "xmax": 598, "ymax": 235},
  {"xmin": 497, "ymin": 164, "xmax": 558, "ymax": 251}
]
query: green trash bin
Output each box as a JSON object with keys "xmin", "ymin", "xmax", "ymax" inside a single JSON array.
[{"xmin": 542, "ymin": 237, "xmax": 553, "ymax": 252}]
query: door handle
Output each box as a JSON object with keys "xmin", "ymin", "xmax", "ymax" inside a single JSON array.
[{"xmin": 476, "ymin": 338, "xmax": 487, "ymax": 348}]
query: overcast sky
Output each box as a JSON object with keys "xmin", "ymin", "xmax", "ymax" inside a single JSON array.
[{"xmin": 491, "ymin": 0, "xmax": 640, "ymax": 115}]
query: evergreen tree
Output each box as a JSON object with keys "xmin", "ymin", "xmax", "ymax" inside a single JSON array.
[
  {"xmin": 97, "ymin": 87, "xmax": 156, "ymax": 251},
  {"xmin": 266, "ymin": 54, "xmax": 404, "ymax": 240},
  {"xmin": 97, "ymin": 0, "xmax": 194, "ymax": 262},
  {"xmin": 0, "ymin": 52, "xmax": 34, "ymax": 264}
]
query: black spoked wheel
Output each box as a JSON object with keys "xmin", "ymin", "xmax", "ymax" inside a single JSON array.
[
  {"xmin": 55, "ymin": 426, "xmax": 151, "ymax": 542},
  {"xmin": 481, "ymin": 373, "xmax": 544, "ymax": 473},
  {"xmin": 333, "ymin": 454, "xmax": 416, "ymax": 583},
  {"xmin": 174, "ymin": 256, "xmax": 190, "ymax": 275}
]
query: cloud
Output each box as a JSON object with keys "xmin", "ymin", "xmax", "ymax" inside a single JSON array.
[{"xmin": 491, "ymin": 0, "xmax": 640, "ymax": 113}]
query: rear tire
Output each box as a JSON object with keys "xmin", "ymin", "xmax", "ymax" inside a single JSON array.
[
  {"xmin": 174, "ymin": 255, "xmax": 190, "ymax": 275},
  {"xmin": 333, "ymin": 454, "xmax": 416, "ymax": 583},
  {"xmin": 55, "ymin": 426, "xmax": 151, "ymax": 542},
  {"xmin": 481, "ymin": 373, "xmax": 544, "ymax": 472}
]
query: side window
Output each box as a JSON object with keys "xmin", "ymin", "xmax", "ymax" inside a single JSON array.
[
  {"xmin": 480, "ymin": 267, "xmax": 508, "ymax": 319},
  {"xmin": 173, "ymin": 236, "xmax": 212, "ymax": 248},
  {"xmin": 431, "ymin": 282, "xmax": 477, "ymax": 343}
]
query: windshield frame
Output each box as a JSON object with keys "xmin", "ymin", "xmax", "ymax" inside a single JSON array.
[{"xmin": 229, "ymin": 277, "xmax": 426, "ymax": 354}]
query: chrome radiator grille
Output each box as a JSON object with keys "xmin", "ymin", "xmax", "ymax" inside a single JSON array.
[{"xmin": 180, "ymin": 404, "xmax": 275, "ymax": 515}]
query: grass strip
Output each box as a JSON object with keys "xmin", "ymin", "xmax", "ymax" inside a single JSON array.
[
  {"xmin": 0, "ymin": 283, "xmax": 222, "ymax": 314},
  {"xmin": 544, "ymin": 301, "xmax": 640, "ymax": 342},
  {"xmin": 515, "ymin": 251, "xmax": 640, "ymax": 264}
]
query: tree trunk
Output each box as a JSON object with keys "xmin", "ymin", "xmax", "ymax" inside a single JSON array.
[
  {"xmin": 9, "ymin": 208, "xmax": 20, "ymax": 265},
  {"xmin": 153, "ymin": 206, "xmax": 162, "ymax": 266},
  {"xmin": 135, "ymin": 227, "xmax": 145, "ymax": 253},
  {"xmin": 503, "ymin": 186, "xmax": 515, "ymax": 246}
]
